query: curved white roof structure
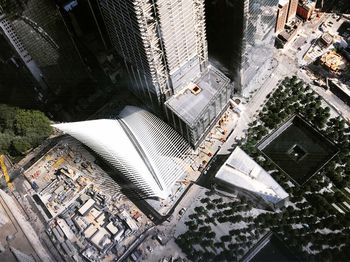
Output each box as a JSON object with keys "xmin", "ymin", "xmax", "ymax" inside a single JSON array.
[{"xmin": 53, "ymin": 106, "xmax": 190, "ymax": 199}]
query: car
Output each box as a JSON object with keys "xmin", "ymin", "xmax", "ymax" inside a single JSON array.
[{"xmin": 179, "ymin": 207, "xmax": 187, "ymax": 215}]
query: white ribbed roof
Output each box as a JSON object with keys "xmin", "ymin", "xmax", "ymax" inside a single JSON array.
[{"xmin": 53, "ymin": 106, "xmax": 190, "ymax": 199}]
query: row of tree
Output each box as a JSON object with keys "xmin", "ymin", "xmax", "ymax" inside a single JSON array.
[{"xmin": 242, "ymin": 76, "xmax": 350, "ymax": 260}]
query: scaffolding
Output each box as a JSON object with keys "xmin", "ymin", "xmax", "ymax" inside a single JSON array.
[
  {"xmin": 193, "ymin": 0, "xmax": 208, "ymax": 70},
  {"xmin": 134, "ymin": 0, "xmax": 170, "ymax": 99}
]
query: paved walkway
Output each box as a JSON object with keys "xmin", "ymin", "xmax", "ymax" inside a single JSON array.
[
  {"xmin": 219, "ymin": 61, "xmax": 291, "ymax": 155},
  {"xmin": 0, "ymin": 190, "xmax": 54, "ymax": 262}
]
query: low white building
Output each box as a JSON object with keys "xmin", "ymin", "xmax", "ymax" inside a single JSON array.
[
  {"xmin": 215, "ymin": 147, "xmax": 289, "ymax": 209},
  {"xmin": 53, "ymin": 106, "xmax": 191, "ymax": 199}
]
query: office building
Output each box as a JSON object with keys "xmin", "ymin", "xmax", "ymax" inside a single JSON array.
[
  {"xmin": 287, "ymin": 0, "xmax": 298, "ymax": 23},
  {"xmin": 239, "ymin": 0, "xmax": 278, "ymax": 92},
  {"xmin": 0, "ymin": 6, "xmax": 49, "ymax": 102},
  {"xmin": 275, "ymin": 0, "xmax": 299, "ymax": 33},
  {"xmin": 297, "ymin": 0, "xmax": 316, "ymax": 20},
  {"xmin": 206, "ymin": 0, "xmax": 278, "ymax": 94},
  {"xmin": 0, "ymin": 0, "xmax": 91, "ymax": 102},
  {"xmin": 97, "ymin": 0, "xmax": 232, "ymax": 148},
  {"xmin": 53, "ymin": 106, "xmax": 191, "ymax": 199},
  {"xmin": 276, "ymin": 0, "xmax": 289, "ymax": 32},
  {"xmin": 164, "ymin": 66, "xmax": 230, "ymax": 148},
  {"xmin": 98, "ymin": 0, "xmax": 208, "ymax": 107}
]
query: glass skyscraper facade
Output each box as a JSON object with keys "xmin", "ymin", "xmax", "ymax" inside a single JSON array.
[
  {"xmin": 97, "ymin": 0, "xmax": 232, "ymax": 148},
  {"xmin": 240, "ymin": 0, "xmax": 278, "ymax": 91},
  {"xmin": 206, "ymin": 0, "xmax": 278, "ymax": 93},
  {"xmin": 0, "ymin": 0, "xmax": 91, "ymax": 103},
  {"xmin": 98, "ymin": 0, "xmax": 208, "ymax": 108}
]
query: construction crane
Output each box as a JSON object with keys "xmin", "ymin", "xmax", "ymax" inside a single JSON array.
[{"xmin": 0, "ymin": 155, "xmax": 13, "ymax": 190}]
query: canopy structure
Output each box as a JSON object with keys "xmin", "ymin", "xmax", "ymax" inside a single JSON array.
[{"xmin": 53, "ymin": 106, "xmax": 190, "ymax": 199}]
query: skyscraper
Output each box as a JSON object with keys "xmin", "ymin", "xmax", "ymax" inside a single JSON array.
[
  {"xmin": 0, "ymin": 0, "xmax": 91, "ymax": 105},
  {"xmin": 98, "ymin": 0, "xmax": 208, "ymax": 108},
  {"xmin": 206, "ymin": 0, "xmax": 278, "ymax": 94},
  {"xmin": 287, "ymin": 0, "xmax": 298, "ymax": 23},
  {"xmin": 276, "ymin": 0, "xmax": 289, "ymax": 33},
  {"xmin": 239, "ymin": 0, "xmax": 278, "ymax": 92},
  {"xmin": 98, "ymin": 0, "xmax": 232, "ymax": 148}
]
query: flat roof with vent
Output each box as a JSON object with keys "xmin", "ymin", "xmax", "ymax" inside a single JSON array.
[
  {"xmin": 165, "ymin": 65, "xmax": 230, "ymax": 126},
  {"xmin": 189, "ymin": 83, "xmax": 201, "ymax": 95}
]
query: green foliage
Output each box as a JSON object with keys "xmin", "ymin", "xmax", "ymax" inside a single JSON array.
[
  {"xmin": 0, "ymin": 133, "xmax": 12, "ymax": 152},
  {"xmin": 178, "ymin": 76, "xmax": 350, "ymax": 262},
  {"xmin": 0, "ymin": 104, "xmax": 52, "ymax": 157},
  {"xmin": 11, "ymin": 138, "xmax": 31, "ymax": 154}
]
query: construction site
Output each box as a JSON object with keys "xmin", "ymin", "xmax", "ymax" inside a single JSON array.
[
  {"xmin": 0, "ymin": 97, "xmax": 241, "ymax": 261},
  {"xmin": 14, "ymin": 137, "xmax": 152, "ymax": 261}
]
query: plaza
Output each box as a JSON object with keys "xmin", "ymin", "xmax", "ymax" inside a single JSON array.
[{"xmin": 258, "ymin": 115, "xmax": 338, "ymax": 185}]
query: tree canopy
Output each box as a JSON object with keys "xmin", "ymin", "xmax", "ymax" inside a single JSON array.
[{"xmin": 0, "ymin": 104, "xmax": 52, "ymax": 157}]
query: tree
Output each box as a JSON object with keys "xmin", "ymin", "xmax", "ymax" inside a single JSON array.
[
  {"xmin": 206, "ymin": 231, "xmax": 216, "ymax": 239},
  {"xmin": 221, "ymin": 235, "xmax": 232, "ymax": 242},
  {"xmin": 14, "ymin": 109, "xmax": 51, "ymax": 142},
  {"xmin": 195, "ymin": 206, "xmax": 206, "ymax": 214},
  {"xmin": 11, "ymin": 138, "xmax": 31, "ymax": 155},
  {"xmin": 206, "ymin": 203, "xmax": 215, "ymax": 210},
  {"xmin": 0, "ymin": 133, "xmax": 12, "ymax": 153},
  {"xmin": 200, "ymin": 198, "xmax": 210, "ymax": 204},
  {"xmin": 334, "ymin": 191, "xmax": 346, "ymax": 202},
  {"xmin": 0, "ymin": 104, "xmax": 52, "ymax": 157}
]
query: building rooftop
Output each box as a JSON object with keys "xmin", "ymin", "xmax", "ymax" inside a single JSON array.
[
  {"xmin": 278, "ymin": 17, "xmax": 303, "ymax": 42},
  {"xmin": 328, "ymin": 78, "xmax": 350, "ymax": 97},
  {"xmin": 215, "ymin": 147, "xmax": 289, "ymax": 206},
  {"xmin": 299, "ymin": 0, "xmax": 316, "ymax": 7},
  {"xmin": 320, "ymin": 32, "xmax": 334, "ymax": 46},
  {"xmin": 165, "ymin": 65, "xmax": 230, "ymax": 126},
  {"xmin": 320, "ymin": 51, "xmax": 348, "ymax": 72},
  {"xmin": 278, "ymin": 0, "xmax": 289, "ymax": 6}
]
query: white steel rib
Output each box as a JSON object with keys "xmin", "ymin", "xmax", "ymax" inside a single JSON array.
[{"xmin": 53, "ymin": 106, "xmax": 190, "ymax": 199}]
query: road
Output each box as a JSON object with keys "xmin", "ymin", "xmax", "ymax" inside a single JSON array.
[
  {"xmin": 310, "ymin": 84, "xmax": 350, "ymax": 119},
  {"xmin": 219, "ymin": 60, "xmax": 292, "ymax": 155},
  {"xmin": 116, "ymin": 226, "xmax": 156, "ymax": 262},
  {"xmin": 0, "ymin": 190, "xmax": 54, "ymax": 262}
]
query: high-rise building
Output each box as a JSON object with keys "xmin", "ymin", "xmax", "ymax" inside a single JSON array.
[
  {"xmin": 0, "ymin": 5, "xmax": 49, "ymax": 102},
  {"xmin": 276, "ymin": 0, "xmax": 289, "ymax": 32},
  {"xmin": 0, "ymin": 0, "xmax": 91, "ymax": 103},
  {"xmin": 98, "ymin": 0, "xmax": 209, "ymax": 108},
  {"xmin": 206, "ymin": 0, "xmax": 277, "ymax": 94},
  {"xmin": 0, "ymin": 29, "xmax": 41, "ymax": 107},
  {"xmin": 239, "ymin": 0, "xmax": 278, "ymax": 92},
  {"xmin": 297, "ymin": 0, "xmax": 316, "ymax": 20},
  {"xmin": 97, "ymin": 0, "xmax": 232, "ymax": 148},
  {"xmin": 287, "ymin": 0, "xmax": 298, "ymax": 23}
]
